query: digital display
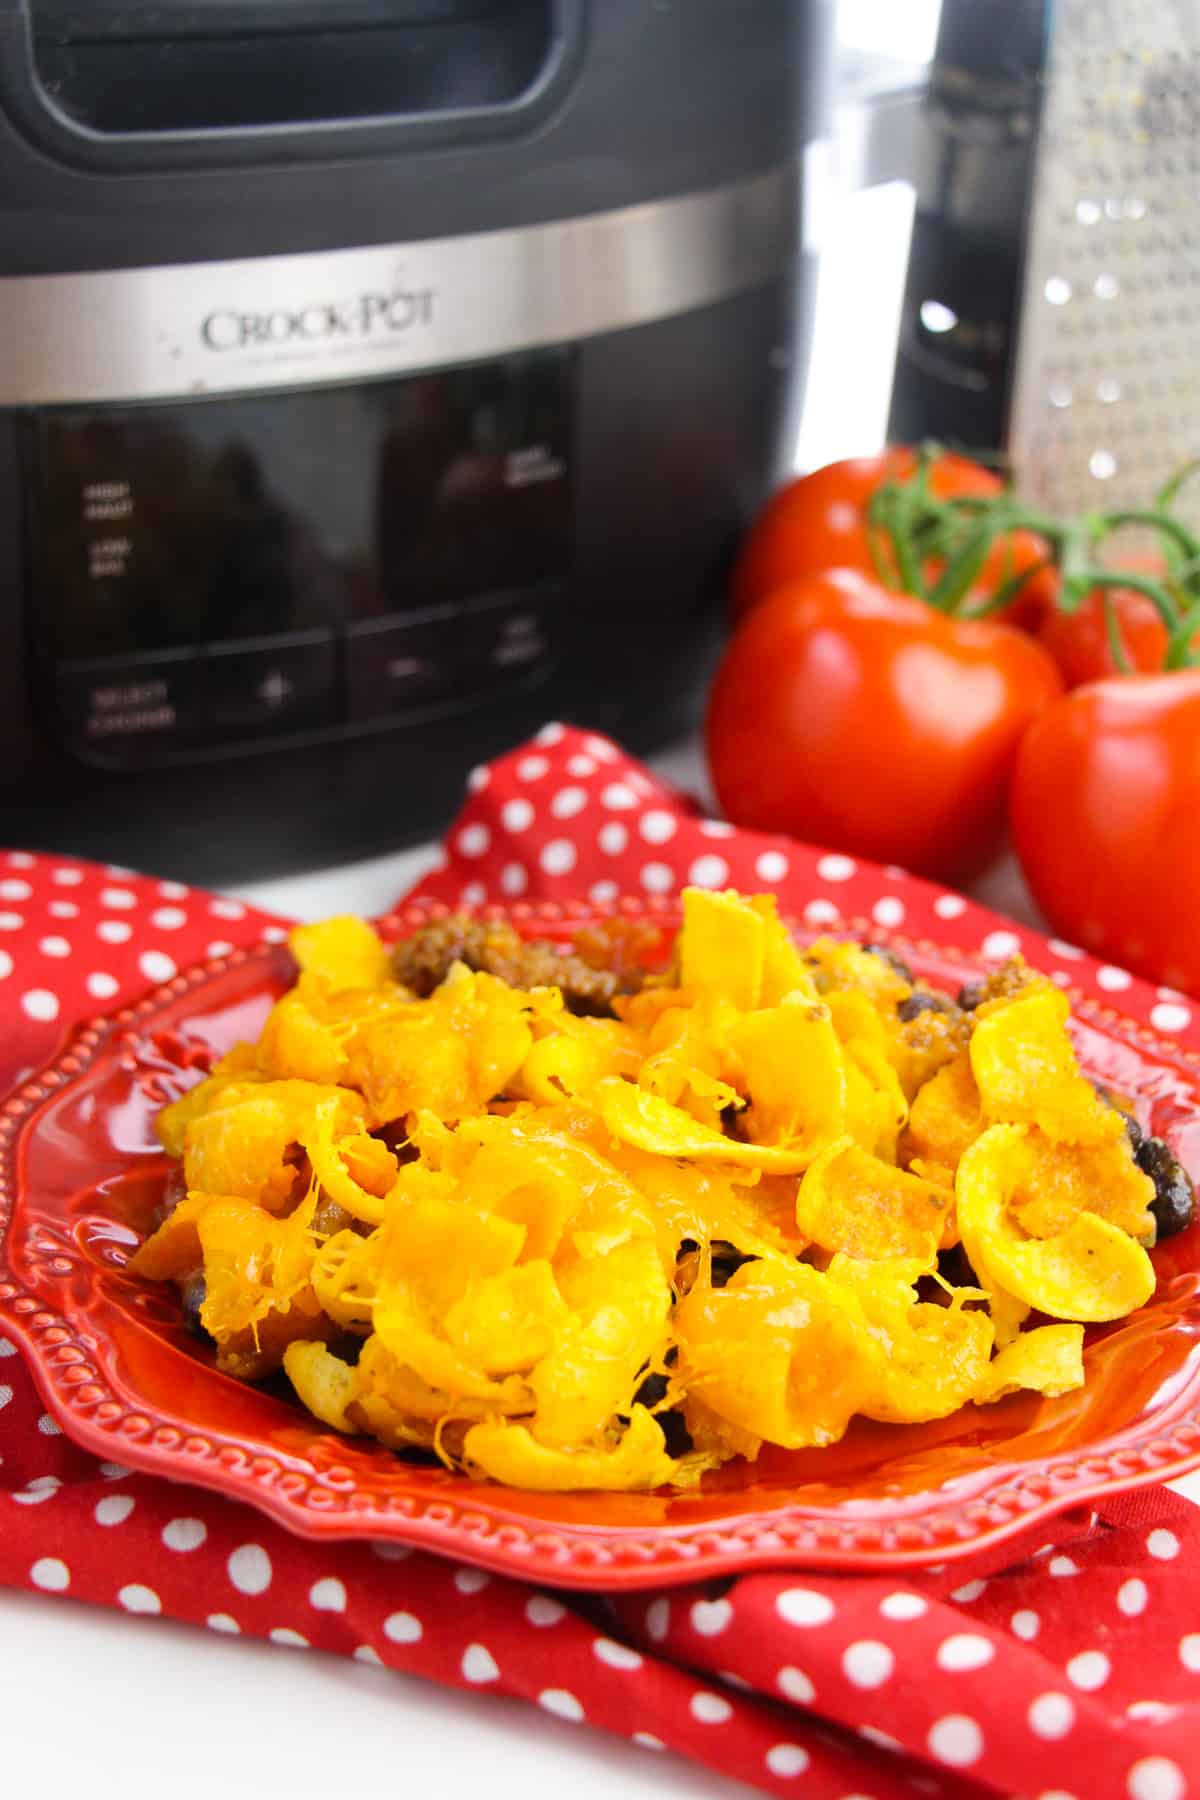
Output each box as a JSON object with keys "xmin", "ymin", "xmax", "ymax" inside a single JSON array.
[{"xmin": 28, "ymin": 352, "xmax": 572, "ymax": 760}]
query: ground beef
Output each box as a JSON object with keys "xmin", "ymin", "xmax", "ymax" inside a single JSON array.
[{"xmin": 391, "ymin": 915, "xmax": 645, "ymax": 1016}]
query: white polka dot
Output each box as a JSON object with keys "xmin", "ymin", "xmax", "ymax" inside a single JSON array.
[
  {"xmin": 158, "ymin": 880, "xmax": 188, "ymax": 899},
  {"xmin": 99, "ymin": 887, "xmax": 137, "ymax": 910},
  {"xmin": 97, "ymin": 919, "xmax": 132, "ymax": 943},
  {"xmin": 119, "ymin": 1585, "xmax": 161, "ymax": 1615},
  {"xmin": 582, "ymin": 734, "xmax": 618, "ymax": 760},
  {"xmin": 1127, "ymin": 1703, "xmax": 1177, "ymax": 1725},
  {"xmin": 982, "ymin": 930, "xmax": 1021, "ymax": 959},
  {"xmin": 589, "ymin": 880, "xmax": 619, "ymax": 905},
  {"xmin": 880, "ymin": 1592, "xmax": 927, "ymax": 1621},
  {"xmin": 816, "ymin": 854, "xmax": 856, "ymax": 882},
  {"xmin": 149, "ymin": 907, "xmax": 187, "ymax": 930},
  {"xmin": 526, "ymin": 1594, "xmax": 567, "ymax": 1628},
  {"xmin": 1029, "ymin": 1692, "xmax": 1075, "ymax": 1739},
  {"xmin": 872, "ymin": 897, "xmax": 906, "ymax": 928},
  {"xmin": 467, "ymin": 765, "xmax": 490, "ymax": 793},
  {"xmin": 36, "ymin": 1411, "xmax": 60, "ymax": 1436},
  {"xmin": 268, "ymin": 1628, "xmax": 308, "ymax": 1648},
  {"xmin": 933, "ymin": 893, "xmax": 967, "ymax": 919},
  {"xmin": 86, "ymin": 972, "xmax": 119, "ymax": 1000},
  {"xmin": 566, "ymin": 754, "xmax": 596, "ymax": 778},
  {"xmin": 207, "ymin": 1614, "xmax": 240, "ymax": 1634},
  {"xmin": 31, "ymin": 1557, "xmax": 69, "ymax": 1592},
  {"xmin": 227, "ymin": 1544, "xmax": 272, "ymax": 1595},
  {"xmin": 1012, "ymin": 1609, "xmax": 1041, "ymax": 1640},
  {"xmin": 206, "ymin": 941, "xmax": 235, "ymax": 959},
  {"xmin": 13, "ymin": 1477, "xmax": 61, "ymax": 1507},
  {"xmin": 776, "ymin": 1588, "xmax": 835, "ymax": 1628},
  {"xmin": 0, "ymin": 879, "xmax": 30, "ymax": 900},
  {"xmin": 1118, "ymin": 1579, "xmax": 1148, "ymax": 1617},
  {"xmin": 1049, "ymin": 1556, "xmax": 1079, "ymax": 1577},
  {"xmin": 601, "ymin": 783, "xmax": 638, "ymax": 810},
  {"xmin": 540, "ymin": 839, "xmax": 577, "ymax": 877},
  {"xmin": 370, "ymin": 1543, "xmax": 412, "ymax": 1562},
  {"xmin": 544, "ymin": 787, "xmax": 584, "ymax": 823},
  {"xmin": 539, "ymin": 1689, "xmax": 584, "ymax": 1723},
  {"xmin": 6, "ymin": 852, "xmax": 32, "ymax": 868},
  {"xmin": 163, "ymin": 1517, "xmax": 206, "ymax": 1552},
  {"xmin": 99, "ymin": 1463, "xmax": 130, "ymax": 1479},
  {"xmin": 0, "ymin": 950, "xmax": 11, "ymax": 980},
  {"xmin": 937, "ymin": 1634, "xmax": 994, "ymax": 1672},
  {"xmin": 640, "ymin": 862, "xmax": 675, "ymax": 894},
  {"xmin": 688, "ymin": 855, "xmax": 729, "ymax": 889},
  {"xmin": 842, "ymin": 1640, "xmax": 895, "ymax": 1688},
  {"xmin": 491, "ymin": 864, "xmax": 525, "ymax": 901},
  {"xmin": 21, "ymin": 989, "xmax": 58, "ymax": 1022},
  {"xmin": 1096, "ymin": 964, "xmax": 1133, "ymax": 991},
  {"xmin": 598, "ymin": 822, "xmax": 628, "ymax": 855},
  {"xmin": 594, "ymin": 1637, "xmax": 644, "ymax": 1670},
  {"xmin": 382, "ymin": 1611, "xmax": 422, "ymax": 1644},
  {"xmin": 37, "ymin": 936, "xmax": 70, "ymax": 958},
  {"xmin": 1127, "ymin": 1757, "xmax": 1186, "ymax": 1800},
  {"xmin": 501, "ymin": 798, "xmax": 534, "ymax": 833},
  {"xmin": 462, "ymin": 1643, "xmax": 500, "ymax": 1683},
  {"xmin": 645, "ymin": 1597, "xmax": 671, "ymax": 1641},
  {"xmin": 139, "ymin": 952, "xmax": 177, "ymax": 984},
  {"xmin": 517, "ymin": 755, "xmax": 549, "ymax": 782},
  {"xmin": 457, "ymin": 823, "xmax": 491, "ymax": 858},
  {"xmin": 804, "ymin": 898, "xmax": 841, "ymax": 926},
  {"xmin": 1179, "ymin": 1634, "xmax": 1200, "ymax": 1672},
  {"xmin": 927, "ymin": 1714, "xmax": 983, "ymax": 1767},
  {"xmin": 859, "ymin": 1726, "xmax": 904, "ymax": 1754},
  {"xmin": 690, "ymin": 1598, "xmax": 733, "ymax": 1637},
  {"xmin": 309, "ymin": 1577, "xmax": 347, "ymax": 1611},
  {"xmin": 951, "ymin": 1579, "xmax": 987, "ymax": 1602},
  {"xmin": 690, "ymin": 1692, "xmax": 733, "ymax": 1724},
  {"xmin": 1151, "ymin": 1003, "xmax": 1191, "ymax": 1034},
  {"xmin": 353, "ymin": 1645, "xmax": 382, "ymax": 1665},
  {"xmin": 51, "ymin": 867, "xmax": 83, "ymax": 886},
  {"xmin": 636, "ymin": 809, "xmax": 676, "ymax": 845},
  {"xmin": 776, "ymin": 1665, "xmax": 816, "ymax": 1704},
  {"xmin": 754, "ymin": 850, "xmax": 789, "ymax": 883},
  {"xmin": 210, "ymin": 899, "xmax": 245, "ymax": 920},
  {"xmin": 1148, "ymin": 1529, "xmax": 1181, "ymax": 1561},
  {"xmin": 94, "ymin": 1495, "xmax": 134, "ymax": 1526},
  {"xmin": 0, "ymin": 913, "xmax": 23, "ymax": 930},
  {"xmin": 0, "ymin": 1385, "xmax": 13, "ymax": 1412},
  {"xmin": 1068, "ymin": 1651, "xmax": 1111, "ymax": 1691},
  {"xmin": 454, "ymin": 1567, "xmax": 490, "ymax": 1595},
  {"xmin": 0, "ymin": 1339, "xmax": 14, "ymax": 1357},
  {"xmin": 536, "ymin": 721, "xmax": 565, "ymax": 746},
  {"xmin": 765, "ymin": 1745, "xmax": 809, "ymax": 1778},
  {"xmin": 460, "ymin": 881, "xmax": 486, "ymax": 906},
  {"xmin": 699, "ymin": 819, "xmax": 735, "ymax": 838},
  {"xmin": 1049, "ymin": 939, "xmax": 1084, "ymax": 960}
]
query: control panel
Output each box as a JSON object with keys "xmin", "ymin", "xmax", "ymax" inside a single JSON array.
[{"xmin": 27, "ymin": 351, "xmax": 572, "ymax": 764}]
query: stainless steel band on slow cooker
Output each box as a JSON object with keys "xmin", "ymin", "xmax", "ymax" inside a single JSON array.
[{"xmin": 0, "ymin": 160, "xmax": 798, "ymax": 408}]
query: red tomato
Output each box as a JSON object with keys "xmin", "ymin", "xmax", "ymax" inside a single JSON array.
[
  {"xmin": 1033, "ymin": 551, "xmax": 1181, "ymax": 686},
  {"xmin": 706, "ymin": 569, "xmax": 1064, "ymax": 882},
  {"xmin": 1011, "ymin": 672, "xmax": 1200, "ymax": 994},
  {"xmin": 731, "ymin": 450, "xmax": 1051, "ymax": 629}
]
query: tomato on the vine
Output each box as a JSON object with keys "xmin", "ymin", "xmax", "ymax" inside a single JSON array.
[
  {"xmin": 731, "ymin": 450, "xmax": 1052, "ymax": 630},
  {"xmin": 1011, "ymin": 672, "xmax": 1200, "ymax": 994},
  {"xmin": 706, "ymin": 569, "xmax": 1063, "ymax": 882}
]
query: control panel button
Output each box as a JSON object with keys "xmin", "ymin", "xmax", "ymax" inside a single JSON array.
[
  {"xmin": 196, "ymin": 631, "xmax": 337, "ymax": 740},
  {"xmin": 464, "ymin": 587, "xmax": 557, "ymax": 686},
  {"xmin": 344, "ymin": 611, "xmax": 461, "ymax": 720},
  {"xmin": 56, "ymin": 651, "xmax": 206, "ymax": 760}
]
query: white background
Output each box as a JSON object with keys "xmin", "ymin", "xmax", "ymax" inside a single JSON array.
[{"xmin": 12, "ymin": 6, "xmax": 1192, "ymax": 1798}]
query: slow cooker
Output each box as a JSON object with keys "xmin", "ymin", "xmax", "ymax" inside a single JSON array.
[{"xmin": 0, "ymin": 0, "xmax": 824, "ymax": 880}]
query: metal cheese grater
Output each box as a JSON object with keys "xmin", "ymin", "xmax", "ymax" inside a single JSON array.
[{"xmin": 1007, "ymin": 0, "xmax": 1200, "ymax": 522}]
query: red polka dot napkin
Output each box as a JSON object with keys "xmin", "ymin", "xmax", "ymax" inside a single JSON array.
[{"xmin": 3, "ymin": 722, "xmax": 1200, "ymax": 1800}]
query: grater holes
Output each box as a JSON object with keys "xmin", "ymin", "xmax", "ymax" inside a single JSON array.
[{"xmin": 1089, "ymin": 449, "xmax": 1118, "ymax": 480}]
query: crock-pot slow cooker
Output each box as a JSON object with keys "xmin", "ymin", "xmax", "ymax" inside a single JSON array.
[{"xmin": 0, "ymin": 0, "xmax": 824, "ymax": 880}]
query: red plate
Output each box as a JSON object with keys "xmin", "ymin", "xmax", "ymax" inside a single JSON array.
[{"xmin": 2, "ymin": 897, "xmax": 1200, "ymax": 1590}]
